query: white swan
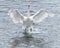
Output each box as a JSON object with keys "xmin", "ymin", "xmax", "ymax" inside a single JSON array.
[{"xmin": 8, "ymin": 5, "xmax": 55, "ymax": 31}]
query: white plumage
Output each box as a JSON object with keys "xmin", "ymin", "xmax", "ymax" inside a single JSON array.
[{"xmin": 8, "ymin": 5, "xmax": 55, "ymax": 30}]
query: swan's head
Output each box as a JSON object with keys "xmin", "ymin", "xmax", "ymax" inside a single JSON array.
[{"xmin": 28, "ymin": 5, "xmax": 30, "ymax": 8}]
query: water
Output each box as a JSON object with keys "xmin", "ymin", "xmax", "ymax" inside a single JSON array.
[{"xmin": 0, "ymin": 0, "xmax": 60, "ymax": 48}]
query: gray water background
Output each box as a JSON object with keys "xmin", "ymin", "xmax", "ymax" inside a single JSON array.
[{"xmin": 0, "ymin": 0, "xmax": 60, "ymax": 48}]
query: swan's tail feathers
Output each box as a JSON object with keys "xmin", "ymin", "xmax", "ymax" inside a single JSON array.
[{"xmin": 8, "ymin": 9, "xmax": 24, "ymax": 23}]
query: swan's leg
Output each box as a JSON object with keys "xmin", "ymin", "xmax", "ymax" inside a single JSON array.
[
  {"xmin": 30, "ymin": 28, "xmax": 32, "ymax": 32},
  {"xmin": 23, "ymin": 27, "xmax": 33, "ymax": 38},
  {"xmin": 22, "ymin": 26, "xmax": 29, "ymax": 32},
  {"xmin": 29, "ymin": 26, "xmax": 33, "ymax": 32},
  {"xmin": 23, "ymin": 26, "xmax": 29, "ymax": 34}
]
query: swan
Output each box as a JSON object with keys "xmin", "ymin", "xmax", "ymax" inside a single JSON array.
[{"xmin": 8, "ymin": 5, "xmax": 55, "ymax": 32}]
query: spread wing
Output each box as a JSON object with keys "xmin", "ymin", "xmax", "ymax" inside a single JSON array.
[
  {"xmin": 8, "ymin": 9, "xmax": 24, "ymax": 23},
  {"xmin": 32, "ymin": 10, "xmax": 55, "ymax": 23}
]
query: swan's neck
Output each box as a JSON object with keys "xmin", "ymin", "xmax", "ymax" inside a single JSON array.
[{"xmin": 27, "ymin": 5, "xmax": 30, "ymax": 17}]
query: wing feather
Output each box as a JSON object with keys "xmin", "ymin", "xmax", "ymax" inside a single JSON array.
[
  {"xmin": 32, "ymin": 10, "xmax": 48, "ymax": 23},
  {"xmin": 8, "ymin": 9, "xmax": 24, "ymax": 23}
]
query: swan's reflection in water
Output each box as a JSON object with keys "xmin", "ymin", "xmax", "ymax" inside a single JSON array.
[{"xmin": 9, "ymin": 32, "xmax": 53, "ymax": 48}]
